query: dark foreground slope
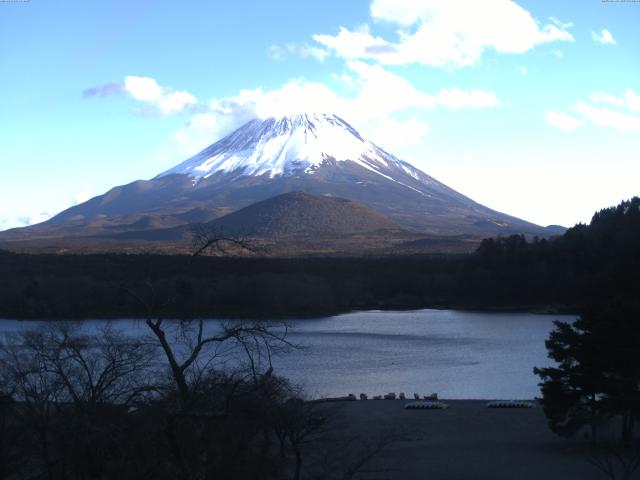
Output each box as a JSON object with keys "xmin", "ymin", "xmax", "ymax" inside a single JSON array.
[{"xmin": 321, "ymin": 401, "xmax": 602, "ymax": 480}]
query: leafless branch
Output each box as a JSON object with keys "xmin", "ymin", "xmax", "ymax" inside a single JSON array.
[{"xmin": 189, "ymin": 223, "xmax": 256, "ymax": 257}]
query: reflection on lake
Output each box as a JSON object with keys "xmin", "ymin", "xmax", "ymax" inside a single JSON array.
[{"xmin": 0, "ymin": 309, "xmax": 575, "ymax": 399}]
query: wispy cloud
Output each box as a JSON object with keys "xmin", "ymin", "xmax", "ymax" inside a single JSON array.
[
  {"xmin": 0, "ymin": 183, "xmax": 96, "ymax": 232},
  {"xmin": 547, "ymin": 88, "xmax": 640, "ymax": 132},
  {"xmin": 83, "ymin": 76, "xmax": 198, "ymax": 115},
  {"xmin": 83, "ymin": 81, "xmax": 123, "ymax": 97},
  {"xmin": 0, "ymin": 212, "xmax": 52, "ymax": 231},
  {"xmin": 544, "ymin": 111, "xmax": 584, "ymax": 132},
  {"xmin": 267, "ymin": 43, "xmax": 330, "ymax": 62},
  {"xmin": 71, "ymin": 184, "xmax": 93, "ymax": 206},
  {"xmin": 574, "ymin": 101, "xmax": 640, "ymax": 132},
  {"xmin": 591, "ymin": 29, "xmax": 616, "ymax": 45},
  {"xmin": 588, "ymin": 91, "xmax": 626, "ymax": 107}
]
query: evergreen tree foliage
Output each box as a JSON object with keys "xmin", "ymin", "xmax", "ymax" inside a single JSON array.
[{"xmin": 535, "ymin": 301, "xmax": 640, "ymax": 444}]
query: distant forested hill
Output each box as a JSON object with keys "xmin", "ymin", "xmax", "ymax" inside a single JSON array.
[
  {"xmin": 471, "ymin": 196, "xmax": 640, "ymax": 308},
  {"xmin": 0, "ymin": 198, "xmax": 637, "ymax": 319}
]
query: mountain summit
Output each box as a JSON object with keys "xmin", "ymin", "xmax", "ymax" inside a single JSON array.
[
  {"xmin": 158, "ymin": 113, "xmax": 431, "ymax": 188},
  {"xmin": 1, "ymin": 113, "xmax": 560, "ymax": 248}
]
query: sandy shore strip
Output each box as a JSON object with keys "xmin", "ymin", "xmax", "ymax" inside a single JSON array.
[{"xmin": 315, "ymin": 400, "xmax": 604, "ymax": 480}]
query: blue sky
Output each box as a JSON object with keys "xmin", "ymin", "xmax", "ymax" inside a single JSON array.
[{"xmin": 1, "ymin": 0, "xmax": 638, "ymax": 230}]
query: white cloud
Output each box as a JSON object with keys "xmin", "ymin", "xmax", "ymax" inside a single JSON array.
[
  {"xmin": 170, "ymin": 62, "xmax": 500, "ymax": 157},
  {"xmin": 0, "ymin": 182, "xmax": 99, "ymax": 232},
  {"xmin": 267, "ymin": 45, "xmax": 288, "ymax": 62},
  {"xmin": 371, "ymin": 116, "xmax": 430, "ymax": 151},
  {"xmin": 587, "ymin": 91, "xmax": 625, "ymax": 107},
  {"xmin": 545, "ymin": 111, "xmax": 584, "ymax": 132},
  {"xmin": 84, "ymin": 76, "xmax": 199, "ymax": 115},
  {"xmin": 313, "ymin": 25, "xmax": 393, "ymax": 60},
  {"xmin": 520, "ymin": 66, "xmax": 528, "ymax": 76},
  {"xmin": 548, "ymin": 88, "xmax": 640, "ymax": 133},
  {"xmin": 122, "ymin": 76, "xmax": 197, "ymax": 115},
  {"xmin": 0, "ymin": 211, "xmax": 53, "ymax": 231},
  {"xmin": 299, "ymin": 45, "xmax": 331, "ymax": 61},
  {"xmin": 591, "ymin": 29, "xmax": 616, "ymax": 45},
  {"xmin": 313, "ymin": 0, "xmax": 574, "ymax": 68},
  {"xmin": 548, "ymin": 16, "xmax": 574, "ymax": 30},
  {"xmin": 72, "ymin": 184, "xmax": 93, "ymax": 206},
  {"xmin": 625, "ymin": 88, "xmax": 640, "ymax": 112},
  {"xmin": 435, "ymin": 87, "xmax": 501, "ymax": 110},
  {"xmin": 587, "ymin": 89, "xmax": 640, "ymax": 112},
  {"xmin": 574, "ymin": 101, "xmax": 640, "ymax": 132},
  {"xmin": 267, "ymin": 43, "xmax": 330, "ymax": 62},
  {"xmin": 345, "ymin": 61, "xmax": 501, "ymax": 113}
]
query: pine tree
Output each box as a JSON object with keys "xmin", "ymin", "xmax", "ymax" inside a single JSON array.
[{"xmin": 535, "ymin": 302, "xmax": 640, "ymax": 444}]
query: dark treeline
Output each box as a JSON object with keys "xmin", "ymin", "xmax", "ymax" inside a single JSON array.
[
  {"xmin": 530, "ymin": 199, "xmax": 640, "ymax": 462},
  {"xmin": 474, "ymin": 197, "xmax": 640, "ymax": 310},
  {"xmin": 0, "ymin": 251, "xmax": 563, "ymax": 319},
  {"xmin": 1, "ymin": 197, "xmax": 639, "ymax": 319}
]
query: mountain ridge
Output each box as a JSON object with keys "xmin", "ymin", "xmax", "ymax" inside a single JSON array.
[{"xmin": 0, "ymin": 113, "xmax": 563, "ymax": 249}]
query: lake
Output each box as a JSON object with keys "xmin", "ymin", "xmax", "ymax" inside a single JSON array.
[{"xmin": 0, "ymin": 309, "xmax": 575, "ymax": 399}]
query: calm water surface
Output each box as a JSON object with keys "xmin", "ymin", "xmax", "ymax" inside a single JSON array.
[{"xmin": 0, "ymin": 309, "xmax": 575, "ymax": 399}]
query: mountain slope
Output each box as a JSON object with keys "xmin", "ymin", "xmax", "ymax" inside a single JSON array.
[
  {"xmin": 208, "ymin": 191, "xmax": 408, "ymax": 237},
  {"xmin": 1, "ymin": 113, "xmax": 560, "ymax": 244}
]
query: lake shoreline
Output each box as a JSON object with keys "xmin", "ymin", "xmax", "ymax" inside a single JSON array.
[
  {"xmin": 0, "ymin": 303, "xmax": 579, "ymax": 322},
  {"xmin": 1, "ymin": 310, "xmax": 568, "ymax": 400}
]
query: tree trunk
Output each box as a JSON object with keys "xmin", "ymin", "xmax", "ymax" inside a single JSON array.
[
  {"xmin": 165, "ymin": 414, "xmax": 190, "ymax": 480},
  {"xmin": 38, "ymin": 427, "xmax": 56, "ymax": 480},
  {"xmin": 293, "ymin": 446, "xmax": 302, "ymax": 480},
  {"xmin": 590, "ymin": 394, "xmax": 598, "ymax": 444},
  {"xmin": 261, "ymin": 428, "xmax": 271, "ymax": 457},
  {"xmin": 146, "ymin": 320, "xmax": 190, "ymax": 404},
  {"xmin": 0, "ymin": 437, "xmax": 5, "ymax": 480},
  {"xmin": 621, "ymin": 412, "xmax": 632, "ymax": 447}
]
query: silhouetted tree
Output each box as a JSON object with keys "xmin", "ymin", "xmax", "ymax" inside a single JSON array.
[
  {"xmin": 0, "ymin": 322, "xmax": 158, "ymax": 480},
  {"xmin": 587, "ymin": 440, "xmax": 640, "ymax": 480},
  {"xmin": 0, "ymin": 393, "xmax": 18, "ymax": 480},
  {"xmin": 535, "ymin": 302, "xmax": 640, "ymax": 445}
]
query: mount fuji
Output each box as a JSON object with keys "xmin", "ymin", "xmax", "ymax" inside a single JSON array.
[{"xmin": 1, "ymin": 113, "xmax": 561, "ymax": 251}]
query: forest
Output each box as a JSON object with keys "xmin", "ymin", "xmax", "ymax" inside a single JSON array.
[{"xmin": 1, "ymin": 197, "xmax": 638, "ymax": 320}]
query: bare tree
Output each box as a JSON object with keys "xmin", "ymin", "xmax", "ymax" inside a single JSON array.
[
  {"xmin": 122, "ymin": 227, "xmax": 293, "ymax": 407},
  {"xmin": 0, "ymin": 322, "xmax": 158, "ymax": 480},
  {"xmin": 311, "ymin": 425, "xmax": 403, "ymax": 480},
  {"xmin": 189, "ymin": 223, "xmax": 255, "ymax": 257},
  {"xmin": 113, "ymin": 227, "xmax": 299, "ymax": 480},
  {"xmin": 587, "ymin": 441, "xmax": 640, "ymax": 480},
  {"xmin": 0, "ymin": 393, "xmax": 18, "ymax": 480},
  {"xmin": 16, "ymin": 322, "xmax": 158, "ymax": 406}
]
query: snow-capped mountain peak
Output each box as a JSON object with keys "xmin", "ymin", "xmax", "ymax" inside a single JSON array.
[
  {"xmin": 12, "ymin": 114, "xmax": 551, "ymax": 241},
  {"xmin": 157, "ymin": 113, "xmax": 424, "ymax": 183}
]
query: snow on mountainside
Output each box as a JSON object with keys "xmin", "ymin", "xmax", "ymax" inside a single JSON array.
[
  {"xmin": 158, "ymin": 113, "xmax": 433, "ymax": 192},
  {"xmin": 0, "ymin": 112, "xmax": 560, "ymax": 247}
]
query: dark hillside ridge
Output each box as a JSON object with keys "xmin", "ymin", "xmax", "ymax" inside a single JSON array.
[{"xmin": 208, "ymin": 191, "xmax": 408, "ymax": 237}]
